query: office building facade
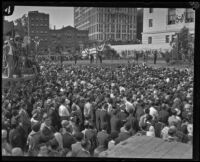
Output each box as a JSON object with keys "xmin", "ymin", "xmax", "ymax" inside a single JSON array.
[
  {"xmin": 142, "ymin": 8, "xmax": 195, "ymax": 45},
  {"xmin": 74, "ymin": 7, "xmax": 137, "ymax": 42},
  {"xmin": 28, "ymin": 11, "xmax": 49, "ymax": 51}
]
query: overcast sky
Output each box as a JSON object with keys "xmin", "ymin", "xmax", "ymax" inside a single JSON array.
[{"xmin": 4, "ymin": 6, "xmax": 74, "ymax": 29}]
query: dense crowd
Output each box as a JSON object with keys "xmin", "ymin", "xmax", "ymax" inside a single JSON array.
[{"xmin": 2, "ymin": 60, "xmax": 193, "ymax": 157}]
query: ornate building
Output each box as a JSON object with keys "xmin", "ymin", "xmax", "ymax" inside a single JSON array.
[
  {"xmin": 142, "ymin": 8, "xmax": 195, "ymax": 45},
  {"xmin": 49, "ymin": 26, "xmax": 89, "ymax": 54}
]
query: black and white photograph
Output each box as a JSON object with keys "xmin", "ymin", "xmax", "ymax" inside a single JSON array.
[{"xmin": 2, "ymin": 1, "xmax": 199, "ymax": 160}]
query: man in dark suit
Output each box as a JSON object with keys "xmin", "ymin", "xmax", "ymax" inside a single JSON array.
[
  {"xmin": 158, "ymin": 104, "xmax": 170, "ymax": 125},
  {"xmin": 126, "ymin": 109, "xmax": 139, "ymax": 136},
  {"xmin": 135, "ymin": 102, "xmax": 145, "ymax": 122},
  {"xmin": 61, "ymin": 121, "xmax": 76, "ymax": 150},
  {"xmin": 97, "ymin": 123, "xmax": 109, "ymax": 147},
  {"xmin": 117, "ymin": 104, "xmax": 128, "ymax": 124},
  {"xmin": 110, "ymin": 109, "xmax": 121, "ymax": 133},
  {"xmin": 100, "ymin": 104, "xmax": 109, "ymax": 132},
  {"xmin": 95, "ymin": 105, "xmax": 101, "ymax": 132},
  {"xmin": 71, "ymin": 132, "xmax": 84, "ymax": 157},
  {"xmin": 85, "ymin": 123, "xmax": 97, "ymax": 154},
  {"xmin": 115, "ymin": 123, "xmax": 131, "ymax": 144}
]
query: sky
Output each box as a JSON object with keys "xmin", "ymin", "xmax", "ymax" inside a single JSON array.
[{"xmin": 4, "ymin": 6, "xmax": 74, "ymax": 29}]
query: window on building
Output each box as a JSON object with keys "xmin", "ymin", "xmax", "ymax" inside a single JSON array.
[
  {"xmin": 165, "ymin": 35, "xmax": 170, "ymax": 43},
  {"xmin": 111, "ymin": 25, "xmax": 115, "ymax": 32},
  {"xmin": 172, "ymin": 34, "xmax": 176, "ymax": 42},
  {"xmin": 149, "ymin": 19, "xmax": 153, "ymax": 27},
  {"xmin": 168, "ymin": 8, "xmax": 176, "ymax": 25},
  {"xmin": 185, "ymin": 8, "xmax": 195, "ymax": 23},
  {"xmin": 116, "ymin": 33, "xmax": 120, "ymax": 39},
  {"xmin": 149, "ymin": 8, "xmax": 153, "ymax": 13},
  {"xmin": 148, "ymin": 37, "xmax": 152, "ymax": 44}
]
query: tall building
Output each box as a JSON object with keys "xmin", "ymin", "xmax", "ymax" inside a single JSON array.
[
  {"xmin": 28, "ymin": 11, "xmax": 49, "ymax": 51},
  {"xmin": 74, "ymin": 7, "xmax": 137, "ymax": 42},
  {"xmin": 49, "ymin": 26, "xmax": 89, "ymax": 54},
  {"xmin": 142, "ymin": 8, "xmax": 195, "ymax": 45}
]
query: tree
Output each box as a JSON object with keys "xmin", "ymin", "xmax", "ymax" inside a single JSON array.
[
  {"xmin": 170, "ymin": 26, "xmax": 194, "ymax": 63},
  {"xmin": 14, "ymin": 14, "xmax": 28, "ymax": 38}
]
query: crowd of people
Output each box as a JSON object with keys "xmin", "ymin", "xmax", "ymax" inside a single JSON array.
[{"xmin": 2, "ymin": 59, "xmax": 193, "ymax": 157}]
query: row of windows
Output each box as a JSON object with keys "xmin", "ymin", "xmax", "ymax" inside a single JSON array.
[
  {"xmin": 90, "ymin": 33, "xmax": 134, "ymax": 41},
  {"xmin": 88, "ymin": 24, "xmax": 136, "ymax": 34},
  {"xmin": 31, "ymin": 30, "xmax": 48, "ymax": 33},
  {"xmin": 148, "ymin": 34, "xmax": 194, "ymax": 44},
  {"xmin": 30, "ymin": 18, "xmax": 48, "ymax": 21},
  {"xmin": 31, "ymin": 24, "xmax": 48, "ymax": 26},
  {"xmin": 31, "ymin": 37, "xmax": 48, "ymax": 41}
]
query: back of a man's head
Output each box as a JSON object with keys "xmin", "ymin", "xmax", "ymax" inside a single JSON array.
[
  {"xmin": 12, "ymin": 147, "xmax": 23, "ymax": 156},
  {"xmin": 75, "ymin": 132, "xmax": 84, "ymax": 142},
  {"xmin": 102, "ymin": 123, "xmax": 108, "ymax": 131}
]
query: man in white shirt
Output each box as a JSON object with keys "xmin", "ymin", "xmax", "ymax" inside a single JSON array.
[
  {"xmin": 59, "ymin": 97, "xmax": 70, "ymax": 121},
  {"xmin": 84, "ymin": 99, "xmax": 92, "ymax": 120},
  {"xmin": 149, "ymin": 106, "xmax": 158, "ymax": 120},
  {"xmin": 123, "ymin": 97, "xmax": 135, "ymax": 114}
]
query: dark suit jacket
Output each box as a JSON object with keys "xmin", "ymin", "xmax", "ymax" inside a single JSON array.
[
  {"xmin": 117, "ymin": 111, "xmax": 128, "ymax": 122},
  {"xmin": 135, "ymin": 105, "xmax": 144, "ymax": 122},
  {"xmin": 9, "ymin": 126, "xmax": 26, "ymax": 150},
  {"xmin": 158, "ymin": 109, "xmax": 170, "ymax": 125},
  {"xmin": 97, "ymin": 130, "xmax": 109, "ymax": 147},
  {"xmin": 115, "ymin": 132, "xmax": 131, "ymax": 144},
  {"xmin": 126, "ymin": 115, "xmax": 139, "ymax": 135},
  {"xmin": 85, "ymin": 129, "xmax": 97, "ymax": 150},
  {"xmin": 110, "ymin": 115, "xmax": 121, "ymax": 133},
  {"xmin": 100, "ymin": 109, "xmax": 109, "ymax": 129},
  {"xmin": 95, "ymin": 109, "xmax": 101, "ymax": 131},
  {"xmin": 62, "ymin": 132, "xmax": 76, "ymax": 149}
]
